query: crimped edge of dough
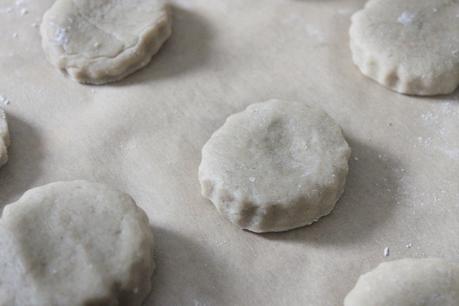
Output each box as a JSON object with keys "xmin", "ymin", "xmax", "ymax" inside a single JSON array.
[
  {"xmin": 40, "ymin": 3, "xmax": 173, "ymax": 85},
  {"xmin": 198, "ymin": 174, "xmax": 348, "ymax": 233},
  {"xmin": 198, "ymin": 101, "xmax": 351, "ymax": 233},
  {"xmin": 349, "ymin": 8, "xmax": 459, "ymax": 96}
]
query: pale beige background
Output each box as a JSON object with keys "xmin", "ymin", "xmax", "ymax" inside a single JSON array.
[{"xmin": 1, "ymin": 0, "xmax": 459, "ymax": 305}]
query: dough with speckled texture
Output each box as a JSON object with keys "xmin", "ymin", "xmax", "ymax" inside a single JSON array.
[
  {"xmin": 199, "ymin": 99, "xmax": 351, "ymax": 233},
  {"xmin": 0, "ymin": 181, "xmax": 154, "ymax": 306},
  {"xmin": 345, "ymin": 258, "xmax": 459, "ymax": 306},
  {"xmin": 350, "ymin": 0, "xmax": 459, "ymax": 96},
  {"xmin": 40, "ymin": 0, "xmax": 172, "ymax": 84}
]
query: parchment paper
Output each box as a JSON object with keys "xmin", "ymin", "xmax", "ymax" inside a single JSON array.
[{"xmin": 1, "ymin": 0, "xmax": 459, "ymax": 305}]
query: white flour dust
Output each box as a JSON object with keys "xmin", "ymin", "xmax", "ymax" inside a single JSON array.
[
  {"xmin": 398, "ymin": 11, "xmax": 416, "ymax": 25},
  {"xmin": 418, "ymin": 102, "xmax": 459, "ymax": 161},
  {"xmin": 305, "ymin": 24, "xmax": 325, "ymax": 43},
  {"xmin": 48, "ymin": 22, "xmax": 70, "ymax": 46},
  {"xmin": 282, "ymin": 15, "xmax": 327, "ymax": 44},
  {"xmin": 383, "ymin": 247, "xmax": 390, "ymax": 257}
]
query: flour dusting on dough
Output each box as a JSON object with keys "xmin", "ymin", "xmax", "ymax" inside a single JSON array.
[
  {"xmin": 398, "ymin": 11, "xmax": 416, "ymax": 25},
  {"xmin": 49, "ymin": 22, "xmax": 70, "ymax": 46},
  {"xmin": 56, "ymin": 29, "xmax": 69, "ymax": 45}
]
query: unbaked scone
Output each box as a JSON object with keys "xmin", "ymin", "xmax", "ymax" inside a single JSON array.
[
  {"xmin": 0, "ymin": 181, "xmax": 154, "ymax": 306},
  {"xmin": 344, "ymin": 258, "xmax": 459, "ymax": 306},
  {"xmin": 0, "ymin": 109, "xmax": 10, "ymax": 168},
  {"xmin": 40, "ymin": 0, "xmax": 172, "ymax": 84},
  {"xmin": 199, "ymin": 99, "xmax": 351, "ymax": 233},
  {"xmin": 350, "ymin": 0, "xmax": 459, "ymax": 96}
]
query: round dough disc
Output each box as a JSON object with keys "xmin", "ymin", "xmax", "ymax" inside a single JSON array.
[
  {"xmin": 0, "ymin": 109, "xmax": 10, "ymax": 168},
  {"xmin": 198, "ymin": 99, "xmax": 351, "ymax": 233},
  {"xmin": 350, "ymin": 0, "xmax": 459, "ymax": 96},
  {"xmin": 344, "ymin": 258, "xmax": 459, "ymax": 306},
  {"xmin": 0, "ymin": 181, "xmax": 154, "ymax": 306},
  {"xmin": 40, "ymin": 0, "xmax": 172, "ymax": 84}
]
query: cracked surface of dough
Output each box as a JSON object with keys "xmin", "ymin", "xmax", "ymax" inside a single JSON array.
[
  {"xmin": 0, "ymin": 109, "xmax": 9, "ymax": 168},
  {"xmin": 0, "ymin": 181, "xmax": 154, "ymax": 306},
  {"xmin": 350, "ymin": 0, "xmax": 459, "ymax": 96},
  {"xmin": 199, "ymin": 100, "xmax": 351, "ymax": 233},
  {"xmin": 344, "ymin": 258, "xmax": 459, "ymax": 306},
  {"xmin": 40, "ymin": 0, "xmax": 172, "ymax": 84}
]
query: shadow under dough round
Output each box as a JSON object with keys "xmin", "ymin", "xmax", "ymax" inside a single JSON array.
[
  {"xmin": 0, "ymin": 181, "xmax": 154, "ymax": 306},
  {"xmin": 40, "ymin": 0, "xmax": 172, "ymax": 85},
  {"xmin": 0, "ymin": 110, "xmax": 10, "ymax": 168},
  {"xmin": 344, "ymin": 258, "xmax": 459, "ymax": 306},
  {"xmin": 350, "ymin": 0, "xmax": 459, "ymax": 96},
  {"xmin": 199, "ymin": 99, "xmax": 351, "ymax": 233}
]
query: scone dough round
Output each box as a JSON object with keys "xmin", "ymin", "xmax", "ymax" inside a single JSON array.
[
  {"xmin": 350, "ymin": 0, "xmax": 459, "ymax": 96},
  {"xmin": 0, "ymin": 110, "xmax": 9, "ymax": 167},
  {"xmin": 0, "ymin": 181, "xmax": 154, "ymax": 306},
  {"xmin": 199, "ymin": 99, "xmax": 351, "ymax": 233},
  {"xmin": 40, "ymin": 0, "xmax": 172, "ymax": 84},
  {"xmin": 344, "ymin": 258, "xmax": 459, "ymax": 306}
]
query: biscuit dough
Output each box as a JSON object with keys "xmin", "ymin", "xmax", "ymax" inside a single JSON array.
[
  {"xmin": 0, "ymin": 109, "xmax": 10, "ymax": 168},
  {"xmin": 0, "ymin": 181, "xmax": 154, "ymax": 306},
  {"xmin": 350, "ymin": 0, "xmax": 459, "ymax": 95},
  {"xmin": 40, "ymin": 0, "xmax": 172, "ymax": 84},
  {"xmin": 199, "ymin": 100, "xmax": 351, "ymax": 233},
  {"xmin": 344, "ymin": 258, "xmax": 459, "ymax": 306}
]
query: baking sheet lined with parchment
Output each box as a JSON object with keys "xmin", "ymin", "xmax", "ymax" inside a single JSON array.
[{"xmin": 1, "ymin": 0, "xmax": 458, "ymax": 305}]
